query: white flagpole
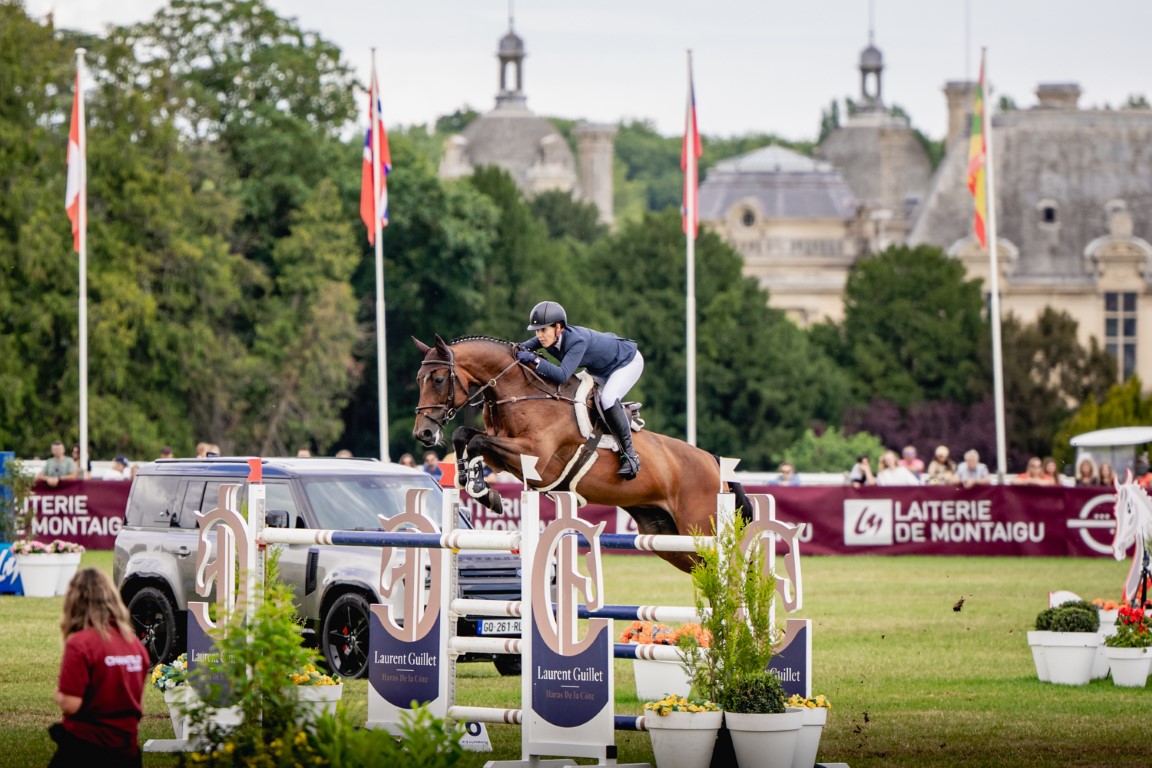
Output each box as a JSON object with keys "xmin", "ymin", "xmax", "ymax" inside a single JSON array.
[
  {"xmin": 371, "ymin": 49, "xmax": 390, "ymax": 462},
  {"xmin": 76, "ymin": 48, "xmax": 89, "ymax": 478},
  {"xmin": 982, "ymin": 48, "xmax": 1008, "ymax": 479},
  {"xmin": 685, "ymin": 50, "xmax": 697, "ymax": 447}
]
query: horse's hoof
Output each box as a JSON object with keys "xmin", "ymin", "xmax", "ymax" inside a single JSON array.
[{"xmin": 487, "ymin": 488, "xmax": 503, "ymax": 513}]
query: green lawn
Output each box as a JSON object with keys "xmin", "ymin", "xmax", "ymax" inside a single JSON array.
[{"xmin": 1, "ymin": 551, "xmax": 1147, "ymax": 767}]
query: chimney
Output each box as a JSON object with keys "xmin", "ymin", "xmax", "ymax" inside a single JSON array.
[
  {"xmin": 943, "ymin": 81, "xmax": 976, "ymax": 147},
  {"xmin": 1035, "ymin": 83, "xmax": 1081, "ymax": 110}
]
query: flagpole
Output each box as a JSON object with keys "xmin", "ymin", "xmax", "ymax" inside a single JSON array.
[
  {"xmin": 982, "ymin": 47, "xmax": 1008, "ymax": 479},
  {"xmin": 76, "ymin": 48, "xmax": 89, "ymax": 478},
  {"xmin": 371, "ymin": 49, "xmax": 390, "ymax": 462},
  {"xmin": 684, "ymin": 50, "xmax": 697, "ymax": 447}
]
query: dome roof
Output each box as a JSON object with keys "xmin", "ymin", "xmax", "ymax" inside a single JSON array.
[
  {"xmin": 859, "ymin": 44, "xmax": 883, "ymax": 70},
  {"xmin": 500, "ymin": 30, "xmax": 525, "ymax": 56},
  {"xmin": 461, "ymin": 110, "xmax": 575, "ymax": 188}
]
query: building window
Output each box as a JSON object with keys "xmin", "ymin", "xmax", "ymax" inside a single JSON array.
[
  {"xmin": 741, "ymin": 210, "xmax": 756, "ymax": 227},
  {"xmin": 1042, "ymin": 206, "xmax": 1057, "ymax": 223},
  {"xmin": 1037, "ymin": 198, "xmax": 1059, "ymax": 228},
  {"xmin": 1104, "ymin": 292, "xmax": 1137, "ymax": 380}
]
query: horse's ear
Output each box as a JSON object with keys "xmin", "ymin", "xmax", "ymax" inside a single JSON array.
[
  {"xmin": 1125, "ymin": 468, "xmax": 1134, "ymax": 487},
  {"xmin": 434, "ymin": 334, "xmax": 451, "ymax": 354},
  {"xmin": 412, "ymin": 337, "xmax": 431, "ymax": 355}
]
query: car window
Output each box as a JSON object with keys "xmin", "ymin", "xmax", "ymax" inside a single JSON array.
[
  {"xmin": 300, "ymin": 475, "xmax": 444, "ymax": 530},
  {"xmin": 126, "ymin": 475, "xmax": 181, "ymax": 527},
  {"xmin": 265, "ymin": 482, "xmax": 301, "ymax": 529},
  {"xmin": 176, "ymin": 480, "xmax": 206, "ymax": 529}
]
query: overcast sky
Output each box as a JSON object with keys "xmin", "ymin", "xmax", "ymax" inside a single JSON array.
[{"xmin": 24, "ymin": 0, "xmax": 1152, "ymax": 142}]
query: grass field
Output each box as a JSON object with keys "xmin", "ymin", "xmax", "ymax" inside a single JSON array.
[{"xmin": 1, "ymin": 550, "xmax": 1147, "ymax": 767}]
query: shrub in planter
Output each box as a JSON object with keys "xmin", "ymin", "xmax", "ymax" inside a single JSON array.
[
  {"xmin": 718, "ymin": 670, "xmax": 786, "ymax": 715},
  {"xmin": 1048, "ymin": 604, "xmax": 1099, "ymax": 633},
  {"xmin": 1034, "ymin": 607, "xmax": 1057, "ymax": 631}
]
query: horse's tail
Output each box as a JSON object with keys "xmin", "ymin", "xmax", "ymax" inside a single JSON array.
[{"xmin": 709, "ymin": 453, "xmax": 753, "ymax": 523}]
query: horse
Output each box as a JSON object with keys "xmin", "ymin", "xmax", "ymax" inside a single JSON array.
[
  {"xmin": 411, "ymin": 334, "xmax": 746, "ymax": 573},
  {"xmin": 1111, "ymin": 471, "xmax": 1152, "ymax": 605}
]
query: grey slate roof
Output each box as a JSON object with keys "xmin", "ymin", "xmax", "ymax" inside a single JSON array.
[
  {"xmin": 910, "ymin": 106, "xmax": 1152, "ymax": 280},
  {"xmin": 700, "ymin": 145, "xmax": 858, "ymax": 220},
  {"xmin": 460, "ymin": 103, "xmax": 574, "ymax": 188}
]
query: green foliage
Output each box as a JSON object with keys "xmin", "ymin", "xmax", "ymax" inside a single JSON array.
[
  {"xmin": 718, "ymin": 670, "xmax": 786, "ymax": 715},
  {"xmin": 822, "ymin": 244, "xmax": 989, "ymax": 409},
  {"xmin": 1033, "ymin": 607, "xmax": 1057, "ymax": 631},
  {"xmin": 528, "ymin": 190, "xmax": 606, "ymax": 244},
  {"xmin": 999, "ymin": 309, "xmax": 1117, "ymax": 468},
  {"xmin": 782, "ymin": 427, "xmax": 886, "ymax": 474},
  {"xmin": 304, "ymin": 704, "xmax": 464, "ymax": 768},
  {"xmin": 1045, "ymin": 602, "xmax": 1099, "ymax": 633},
  {"xmin": 1104, "ymin": 607, "xmax": 1152, "ymax": 648},
  {"xmin": 0, "ymin": 458, "xmax": 34, "ymax": 542},
  {"xmin": 1061, "ymin": 376, "xmax": 1152, "ymax": 468},
  {"xmin": 686, "ymin": 513, "xmax": 777, "ymax": 709}
]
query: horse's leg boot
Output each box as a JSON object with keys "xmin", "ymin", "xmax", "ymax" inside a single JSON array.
[{"xmin": 605, "ymin": 400, "xmax": 640, "ymax": 480}]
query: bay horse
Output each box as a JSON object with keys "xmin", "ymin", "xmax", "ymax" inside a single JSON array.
[{"xmin": 411, "ymin": 335, "xmax": 744, "ymax": 573}]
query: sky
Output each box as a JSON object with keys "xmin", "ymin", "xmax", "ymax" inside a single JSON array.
[{"xmin": 22, "ymin": 0, "xmax": 1152, "ymax": 142}]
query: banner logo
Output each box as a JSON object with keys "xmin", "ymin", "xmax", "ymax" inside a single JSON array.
[{"xmin": 844, "ymin": 499, "xmax": 893, "ymax": 546}]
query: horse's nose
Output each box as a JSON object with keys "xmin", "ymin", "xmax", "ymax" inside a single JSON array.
[{"xmin": 413, "ymin": 426, "xmax": 434, "ymax": 446}]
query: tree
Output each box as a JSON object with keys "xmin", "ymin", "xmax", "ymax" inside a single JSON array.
[
  {"xmin": 999, "ymin": 308, "xmax": 1116, "ymax": 469},
  {"xmin": 1059, "ymin": 376, "xmax": 1152, "ymax": 469},
  {"xmin": 528, "ymin": 190, "xmax": 605, "ymax": 244},
  {"xmin": 822, "ymin": 244, "xmax": 989, "ymax": 408},
  {"xmin": 782, "ymin": 427, "xmax": 885, "ymax": 474}
]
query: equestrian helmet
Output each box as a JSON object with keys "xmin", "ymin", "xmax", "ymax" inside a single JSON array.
[{"xmin": 527, "ymin": 301, "xmax": 567, "ymax": 330}]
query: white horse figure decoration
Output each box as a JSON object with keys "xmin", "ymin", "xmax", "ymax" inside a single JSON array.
[{"xmin": 1111, "ymin": 471, "xmax": 1152, "ymax": 603}]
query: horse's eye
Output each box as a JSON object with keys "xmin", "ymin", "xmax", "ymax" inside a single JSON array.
[{"xmin": 433, "ymin": 375, "xmax": 446, "ymax": 386}]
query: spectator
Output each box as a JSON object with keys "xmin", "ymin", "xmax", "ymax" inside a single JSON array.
[
  {"xmin": 422, "ymin": 450, "xmax": 443, "ymax": 481},
  {"xmin": 876, "ymin": 449, "xmax": 920, "ymax": 486},
  {"xmin": 849, "ymin": 455, "xmax": 876, "ymax": 488},
  {"xmin": 398, "ymin": 453, "xmax": 417, "ymax": 468},
  {"xmin": 70, "ymin": 444, "xmax": 92, "ymax": 478},
  {"xmin": 50, "ymin": 568, "xmax": 149, "ymax": 768},
  {"xmin": 954, "ymin": 450, "xmax": 991, "ymax": 488},
  {"xmin": 769, "ymin": 462, "xmax": 801, "ymax": 486},
  {"xmin": 335, "ymin": 449, "xmax": 353, "ymax": 458},
  {"xmin": 1042, "ymin": 457, "xmax": 1063, "ymax": 486},
  {"xmin": 924, "ymin": 445, "xmax": 956, "ymax": 486},
  {"xmin": 1099, "ymin": 462, "xmax": 1117, "ymax": 487},
  {"xmin": 36, "ymin": 441, "xmax": 78, "ymax": 487},
  {"xmin": 206, "ymin": 443, "xmax": 221, "ymax": 458},
  {"xmin": 158, "ymin": 446, "xmax": 174, "ymax": 459},
  {"xmin": 296, "ymin": 448, "xmax": 312, "ymax": 458},
  {"xmin": 1012, "ymin": 457, "xmax": 1053, "ymax": 486},
  {"xmin": 899, "ymin": 445, "xmax": 925, "ymax": 477},
  {"xmin": 96, "ymin": 457, "xmax": 132, "ymax": 481},
  {"xmin": 1074, "ymin": 457, "xmax": 1099, "ymax": 487},
  {"xmin": 1135, "ymin": 457, "xmax": 1152, "ymax": 491},
  {"xmin": 195, "ymin": 442, "xmax": 210, "ymax": 458}
]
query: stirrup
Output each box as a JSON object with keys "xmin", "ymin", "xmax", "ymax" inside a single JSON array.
[{"xmin": 617, "ymin": 452, "xmax": 640, "ymax": 480}]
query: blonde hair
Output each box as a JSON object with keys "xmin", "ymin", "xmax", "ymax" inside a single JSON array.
[{"xmin": 60, "ymin": 567, "xmax": 135, "ymax": 643}]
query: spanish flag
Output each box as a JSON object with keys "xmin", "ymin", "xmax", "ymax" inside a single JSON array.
[{"xmin": 966, "ymin": 53, "xmax": 987, "ymax": 249}]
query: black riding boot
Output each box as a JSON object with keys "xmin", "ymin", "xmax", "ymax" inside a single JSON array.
[{"xmin": 604, "ymin": 400, "xmax": 640, "ymax": 480}]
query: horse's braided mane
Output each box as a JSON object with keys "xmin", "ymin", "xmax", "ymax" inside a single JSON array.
[{"xmin": 448, "ymin": 335, "xmax": 519, "ymax": 349}]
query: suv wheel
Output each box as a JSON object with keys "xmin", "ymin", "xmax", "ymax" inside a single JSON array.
[
  {"xmin": 494, "ymin": 656, "xmax": 522, "ymax": 676},
  {"xmin": 321, "ymin": 593, "xmax": 371, "ymax": 679},
  {"xmin": 128, "ymin": 586, "xmax": 180, "ymax": 665}
]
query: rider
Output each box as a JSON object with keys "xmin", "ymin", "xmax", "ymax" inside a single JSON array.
[{"xmin": 516, "ymin": 301, "xmax": 643, "ymax": 480}]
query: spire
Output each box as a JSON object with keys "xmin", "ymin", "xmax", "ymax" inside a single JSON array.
[
  {"xmin": 496, "ymin": 10, "xmax": 526, "ymax": 109},
  {"xmin": 858, "ymin": 2, "xmax": 884, "ymax": 111}
]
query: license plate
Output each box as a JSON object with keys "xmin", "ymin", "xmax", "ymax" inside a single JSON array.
[{"xmin": 479, "ymin": 619, "xmax": 521, "ymax": 635}]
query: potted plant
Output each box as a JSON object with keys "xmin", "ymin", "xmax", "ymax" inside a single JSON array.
[
  {"xmin": 1027, "ymin": 606, "xmax": 1057, "ymax": 681},
  {"xmin": 1039, "ymin": 601, "xmax": 1100, "ymax": 685},
  {"xmin": 1103, "ymin": 605, "xmax": 1152, "ymax": 687},
  {"xmin": 151, "ymin": 653, "xmax": 193, "ymax": 739},
  {"xmin": 8, "ymin": 538, "xmax": 84, "ymax": 598},
  {"xmin": 784, "ymin": 694, "xmax": 832, "ymax": 768},
  {"xmin": 684, "ymin": 511, "xmax": 802, "ymax": 768},
  {"xmin": 620, "ymin": 620, "xmax": 709, "ymax": 700},
  {"xmin": 289, "ymin": 662, "xmax": 344, "ymax": 722},
  {"xmin": 641, "ymin": 694, "xmax": 724, "ymax": 768},
  {"xmin": 1092, "ymin": 597, "xmax": 1122, "ymax": 625}
]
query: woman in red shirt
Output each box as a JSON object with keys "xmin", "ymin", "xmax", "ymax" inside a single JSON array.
[{"xmin": 50, "ymin": 568, "xmax": 149, "ymax": 768}]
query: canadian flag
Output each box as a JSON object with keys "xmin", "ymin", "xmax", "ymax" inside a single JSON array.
[{"xmin": 65, "ymin": 71, "xmax": 82, "ymax": 252}]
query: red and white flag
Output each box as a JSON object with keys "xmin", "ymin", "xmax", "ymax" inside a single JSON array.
[
  {"xmin": 65, "ymin": 70, "xmax": 83, "ymax": 252},
  {"xmin": 359, "ymin": 67, "xmax": 392, "ymax": 245},
  {"xmin": 681, "ymin": 55, "xmax": 702, "ymax": 238}
]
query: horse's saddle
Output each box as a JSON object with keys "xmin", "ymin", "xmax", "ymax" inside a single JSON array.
[{"xmin": 573, "ymin": 372, "xmax": 644, "ymax": 452}]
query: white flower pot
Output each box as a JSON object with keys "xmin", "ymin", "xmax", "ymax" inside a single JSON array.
[
  {"xmin": 1105, "ymin": 647, "xmax": 1152, "ymax": 688},
  {"xmin": 725, "ymin": 709, "xmax": 803, "ymax": 768},
  {"xmin": 1026, "ymin": 631, "xmax": 1051, "ymax": 681},
  {"xmin": 14, "ymin": 554, "xmax": 62, "ymax": 598},
  {"xmin": 1099, "ymin": 608, "xmax": 1119, "ymax": 625},
  {"xmin": 790, "ymin": 706, "xmax": 829, "ymax": 768},
  {"xmin": 1042, "ymin": 632, "xmax": 1099, "ymax": 685},
  {"xmin": 295, "ymin": 683, "xmax": 343, "ymax": 722},
  {"xmin": 633, "ymin": 654, "xmax": 691, "ymax": 701},
  {"xmin": 644, "ymin": 710, "xmax": 723, "ymax": 768},
  {"xmin": 163, "ymin": 686, "xmax": 193, "ymax": 740},
  {"xmin": 1093, "ymin": 625, "xmax": 1118, "ymax": 680},
  {"xmin": 54, "ymin": 552, "xmax": 82, "ymax": 596}
]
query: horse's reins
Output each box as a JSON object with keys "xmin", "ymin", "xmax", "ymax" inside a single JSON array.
[{"xmin": 415, "ymin": 345, "xmax": 578, "ymax": 429}]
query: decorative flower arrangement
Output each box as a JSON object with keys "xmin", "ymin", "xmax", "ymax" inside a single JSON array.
[
  {"xmin": 9, "ymin": 539, "xmax": 84, "ymax": 555},
  {"xmin": 151, "ymin": 653, "xmax": 188, "ymax": 692},
  {"xmin": 641, "ymin": 693, "xmax": 720, "ymax": 716},
  {"xmin": 289, "ymin": 663, "xmax": 341, "ymax": 686},
  {"xmin": 1104, "ymin": 606, "xmax": 1152, "ymax": 649},
  {"xmin": 1092, "ymin": 598, "xmax": 1122, "ymax": 611},
  {"xmin": 619, "ymin": 620, "xmax": 710, "ymax": 648},
  {"xmin": 785, "ymin": 693, "xmax": 832, "ymax": 709}
]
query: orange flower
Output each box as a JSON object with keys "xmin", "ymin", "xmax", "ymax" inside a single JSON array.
[{"xmin": 618, "ymin": 620, "xmax": 710, "ymax": 648}]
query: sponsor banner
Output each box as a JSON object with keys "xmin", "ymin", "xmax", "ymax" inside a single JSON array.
[{"xmin": 60, "ymin": 479, "xmax": 1122, "ymax": 558}]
